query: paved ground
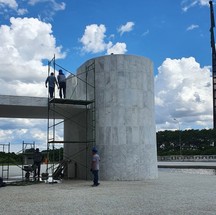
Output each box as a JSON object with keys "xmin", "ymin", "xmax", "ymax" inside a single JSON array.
[{"xmin": 1, "ymin": 170, "xmax": 216, "ymax": 215}]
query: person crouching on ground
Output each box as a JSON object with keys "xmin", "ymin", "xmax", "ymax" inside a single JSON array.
[{"xmin": 91, "ymin": 147, "xmax": 100, "ymax": 187}]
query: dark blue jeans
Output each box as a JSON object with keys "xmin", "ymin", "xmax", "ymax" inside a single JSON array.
[
  {"xmin": 92, "ymin": 170, "xmax": 99, "ymax": 185},
  {"xmin": 33, "ymin": 162, "xmax": 41, "ymax": 181},
  {"xmin": 59, "ymin": 82, "xmax": 66, "ymax": 98},
  {"xmin": 49, "ymin": 87, "xmax": 54, "ymax": 98}
]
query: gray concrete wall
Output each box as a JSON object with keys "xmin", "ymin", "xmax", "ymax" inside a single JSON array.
[
  {"xmin": 65, "ymin": 54, "xmax": 158, "ymax": 180},
  {"xmin": 64, "ymin": 70, "xmax": 94, "ymax": 179},
  {"xmin": 64, "ymin": 112, "xmax": 87, "ymax": 179}
]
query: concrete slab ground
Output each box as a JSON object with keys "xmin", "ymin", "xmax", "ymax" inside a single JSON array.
[{"xmin": 1, "ymin": 170, "xmax": 216, "ymax": 215}]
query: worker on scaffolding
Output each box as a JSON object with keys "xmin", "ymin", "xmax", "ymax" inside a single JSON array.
[
  {"xmin": 33, "ymin": 148, "xmax": 43, "ymax": 181},
  {"xmin": 45, "ymin": 72, "xmax": 59, "ymax": 98},
  {"xmin": 57, "ymin": 69, "xmax": 66, "ymax": 99}
]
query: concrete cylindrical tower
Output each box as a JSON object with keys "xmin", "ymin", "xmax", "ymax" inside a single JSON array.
[{"xmin": 65, "ymin": 54, "xmax": 158, "ymax": 180}]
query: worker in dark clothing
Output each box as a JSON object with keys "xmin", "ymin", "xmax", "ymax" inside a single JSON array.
[
  {"xmin": 57, "ymin": 69, "xmax": 66, "ymax": 99},
  {"xmin": 91, "ymin": 147, "xmax": 100, "ymax": 187},
  {"xmin": 33, "ymin": 148, "xmax": 43, "ymax": 181},
  {"xmin": 0, "ymin": 177, "xmax": 6, "ymax": 187},
  {"xmin": 45, "ymin": 72, "xmax": 58, "ymax": 98}
]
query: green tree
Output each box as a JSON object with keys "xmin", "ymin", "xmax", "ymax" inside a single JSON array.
[{"xmin": 157, "ymin": 129, "xmax": 216, "ymax": 156}]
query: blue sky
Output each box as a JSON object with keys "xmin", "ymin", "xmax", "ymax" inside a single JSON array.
[{"xmin": 0, "ymin": 0, "xmax": 214, "ymax": 151}]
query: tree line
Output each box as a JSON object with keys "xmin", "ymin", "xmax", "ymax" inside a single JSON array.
[
  {"xmin": 157, "ymin": 129, "xmax": 216, "ymax": 156},
  {"xmin": 0, "ymin": 148, "xmax": 63, "ymax": 164}
]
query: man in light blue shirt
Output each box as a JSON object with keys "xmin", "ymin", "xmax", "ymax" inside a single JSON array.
[
  {"xmin": 91, "ymin": 147, "xmax": 100, "ymax": 187},
  {"xmin": 45, "ymin": 72, "xmax": 58, "ymax": 98}
]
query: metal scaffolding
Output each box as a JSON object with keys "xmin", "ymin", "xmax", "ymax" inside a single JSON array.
[
  {"xmin": 21, "ymin": 141, "xmax": 35, "ymax": 181},
  {"xmin": 46, "ymin": 56, "xmax": 96, "ymax": 180},
  {"xmin": 0, "ymin": 143, "xmax": 10, "ymax": 180}
]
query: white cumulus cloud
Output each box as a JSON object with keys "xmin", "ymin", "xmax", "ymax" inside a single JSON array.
[
  {"xmin": 155, "ymin": 57, "xmax": 212, "ymax": 130},
  {"xmin": 0, "ymin": 0, "xmax": 28, "ymax": 15},
  {"xmin": 199, "ymin": 0, "xmax": 210, "ymax": 6},
  {"xmin": 107, "ymin": 42, "xmax": 127, "ymax": 55},
  {"xmin": 0, "ymin": 17, "xmax": 65, "ymax": 96},
  {"xmin": 28, "ymin": 0, "xmax": 66, "ymax": 11},
  {"xmin": 80, "ymin": 24, "xmax": 112, "ymax": 54},
  {"xmin": 0, "ymin": 0, "xmax": 18, "ymax": 9},
  {"xmin": 186, "ymin": 24, "xmax": 199, "ymax": 31},
  {"xmin": 118, "ymin": 21, "xmax": 135, "ymax": 36},
  {"xmin": 181, "ymin": 0, "xmax": 209, "ymax": 12},
  {"xmin": 0, "ymin": 118, "xmax": 48, "ymax": 152},
  {"xmin": 80, "ymin": 24, "xmax": 127, "ymax": 55}
]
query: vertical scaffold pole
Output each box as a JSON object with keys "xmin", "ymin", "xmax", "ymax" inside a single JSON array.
[{"xmin": 210, "ymin": 1, "xmax": 216, "ymax": 129}]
